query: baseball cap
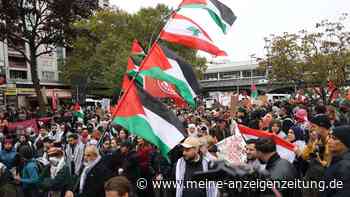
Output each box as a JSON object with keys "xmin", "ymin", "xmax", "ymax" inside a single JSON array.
[{"xmin": 181, "ymin": 137, "xmax": 201, "ymax": 148}]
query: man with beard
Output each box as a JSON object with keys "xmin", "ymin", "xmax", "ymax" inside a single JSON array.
[
  {"xmin": 245, "ymin": 139, "xmax": 264, "ymax": 171},
  {"xmin": 65, "ymin": 145, "xmax": 114, "ymax": 197},
  {"xmin": 175, "ymin": 137, "xmax": 217, "ymax": 197}
]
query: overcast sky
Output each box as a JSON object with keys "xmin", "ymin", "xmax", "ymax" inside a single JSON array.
[{"xmin": 110, "ymin": 0, "xmax": 349, "ymax": 62}]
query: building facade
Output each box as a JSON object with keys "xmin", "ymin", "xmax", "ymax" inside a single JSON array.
[
  {"xmin": 0, "ymin": 40, "xmax": 70, "ymax": 108},
  {"xmin": 200, "ymin": 59, "xmax": 350, "ymax": 94},
  {"xmin": 200, "ymin": 60, "xmax": 267, "ymax": 93}
]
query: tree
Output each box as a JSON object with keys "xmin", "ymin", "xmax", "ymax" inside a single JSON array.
[
  {"xmin": 62, "ymin": 4, "xmax": 207, "ymax": 97},
  {"xmin": 259, "ymin": 13, "xmax": 350, "ymax": 102},
  {"xmin": 0, "ymin": 0, "xmax": 98, "ymax": 112}
]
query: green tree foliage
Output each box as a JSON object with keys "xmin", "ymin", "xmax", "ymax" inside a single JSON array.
[
  {"xmin": 62, "ymin": 4, "xmax": 207, "ymax": 96},
  {"xmin": 0, "ymin": 0, "xmax": 97, "ymax": 112},
  {"xmin": 259, "ymin": 13, "xmax": 350, "ymax": 88}
]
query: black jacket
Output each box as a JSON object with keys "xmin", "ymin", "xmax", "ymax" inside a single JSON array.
[
  {"xmin": 76, "ymin": 160, "xmax": 114, "ymax": 197},
  {"xmin": 265, "ymin": 153, "xmax": 299, "ymax": 197},
  {"xmin": 265, "ymin": 153, "xmax": 298, "ymax": 180},
  {"xmin": 322, "ymin": 151, "xmax": 350, "ymax": 197}
]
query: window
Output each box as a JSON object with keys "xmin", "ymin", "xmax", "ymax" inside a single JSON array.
[
  {"xmin": 346, "ymin": 73, "xmax": 350, "ymax": 80},
  {"xmin": 10, "ymin": 70, "xmax": 27, "ymax": 80},
  {"xmin": 252, "ymin": 69, "xmax": 266, "ymax": 77},
  {"xmin": 9, "ymin": 57, "xmax": 26, "ymax": 68},
  {"xmin": 203, "ymin": 73, "xmax": 218, "ymax": 80},
  {"xmin": 219, "ymin": 71, "xmax": 241, "ymax": 79},
  {"xmin": 346, "ymin": 65, "xmax": 350, "ymax": 72},
  {"xmin": 56, "ymin": 47, "xmax": 65, "ymax": 67},
  {"xmin": 242, "ymin": 70, "xmax": 252, "ymax": 78},
  {"xmin": 41, "ymin": 71, "xmax": 55, "ymax": 81}
]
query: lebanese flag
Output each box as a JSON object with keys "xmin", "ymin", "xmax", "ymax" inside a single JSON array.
[
  {"xmin": 238, "ymin": 124, "xmax": 296, "ymax": 162},
  {"xmin": 112, "ymin": 82, "xmax": 186, "ymax": 158},
  {"xmin": 160, "ymin": 13, "xmax": 227, "ymax": 56}
]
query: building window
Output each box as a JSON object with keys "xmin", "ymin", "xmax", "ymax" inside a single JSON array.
[
  {"xmin": 10, "ymin": 70, "xmax": 27, "ymax": 80},
  {"xmin": 41, "ymin": 71, "xmax": 55, "ymax": 81},
  {"xmin": 242, "ymin": 70, "xmax": 252, "ymax": 78},
  {"xmin": 203, "ymin": 73, "xmax": 218, "ymax": 80},
  {"xmin": 8, "ymin": 56, "xmax": 26, "ymax": 68},
  {"xmin": 219, "ymin": 71, "xmax": 241, "ymax": 79},
  {"xmin": 346, "ymin": 65, "xmax": 350, "ymax": 72},
  {"xmin": 252, "ymin": 69, "xmax": 266, "ymax": 77}
]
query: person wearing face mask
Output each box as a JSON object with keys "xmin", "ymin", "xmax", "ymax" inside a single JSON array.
[
  {"xmin": 187, "ymin": 124, "xmax": 198, "ymax": 137},
  {"xmin": 41, "ymin": 147, "xmax": 72, "ymax": 197}
]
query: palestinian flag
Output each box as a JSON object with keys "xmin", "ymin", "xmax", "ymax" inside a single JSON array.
[
  {"xmin": 179, "ymin": 0, "xmax": 237, "ymax": 34},
  {"xmin": 130, "ymin": 42, "xmax": 201, "ymax": 108},
  {"xmin": 73, "ymin": 103, "xmax": 84, "ymax": 122},
  {"xmin": 112, "ymin": 82, "xmax": 186, "ymax": 158},
  {"xmin": 251, "ymin": 84, "xmax": 258, "ymax": 100},
  {"xmin": 238, "ymin": 124, "xmax": 296, "ymax": 163},
  {"xmin": 160, "ymin": 13, "xmax": 227, "ymax": 56},
  {"xmin": 130, "ymin": 39, "xmax": 146, "ymax": 66}
]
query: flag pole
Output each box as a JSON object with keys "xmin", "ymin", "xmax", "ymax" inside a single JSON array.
[{"xmin": 98, "ymin": 5, "xmax": 182, "ymax": 148}]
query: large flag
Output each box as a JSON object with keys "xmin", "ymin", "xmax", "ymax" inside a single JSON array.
[
  {"xmin": 122, "ymin": 41, "xmax": 187, "ymax": 107},
  {"xmin": 179, "ymin": 0, "xmax": 237, "ymax": 34},
  {"xmin": 112, "ymin": 82, "xmax": 186, "ymax": 158},
  {"xmin": 130, "ymin": 43, "xmax": 201, "ymax": 108},
  {"xmin": 160, "ymin": 13, "xmax": 227, "ymax": 56},
  {"xmin": 238, "ymin": 124, "xmax": 296, "ymax": 163}
]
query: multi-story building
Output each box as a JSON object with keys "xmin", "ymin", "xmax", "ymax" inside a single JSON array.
[
  {"xmin": 0, "ymin": 40, "xmax": 70, "ymax": 108},
  {"xmin": 201, "ymin": 60, "xmax": 350, "ymax": 95},
  {"xmin": 200, "ymin": 60, "xmax": 268, "ymax": 93}
]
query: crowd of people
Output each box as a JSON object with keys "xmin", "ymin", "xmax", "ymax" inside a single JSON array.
[{"xmin": 0, "ymin": 91, "xmax": 350, "ymax": 197}]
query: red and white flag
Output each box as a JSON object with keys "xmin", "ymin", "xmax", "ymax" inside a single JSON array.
[
  {"xmin": 160, "ymin": 13, "xmax": 227, "ymax": 56},
  {"xmin": 238, "ymin": 124, "xmax": 296, "ymax": 162}
]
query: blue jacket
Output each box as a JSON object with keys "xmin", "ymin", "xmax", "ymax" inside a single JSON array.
[
  {"xmin": 20, "ymin": 159, "xmax": 40, "ymax": 189},
  {"xmin": 0, "ymin": 148, "xmax": 17, "ymax": 169}
]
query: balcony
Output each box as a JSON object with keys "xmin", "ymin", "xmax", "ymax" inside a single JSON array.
[
  {"xmin": 8, "ymin": 47, "xmax": 25, "ymax": 57},
  {"xmin": 9, "ymin": 61, "xmax": 27, "ymax": 69}
]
